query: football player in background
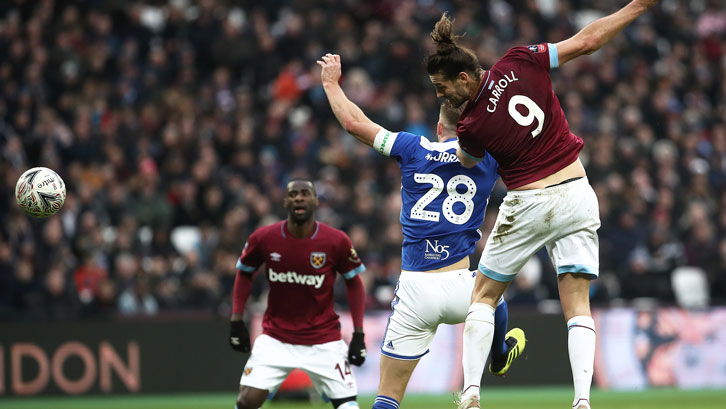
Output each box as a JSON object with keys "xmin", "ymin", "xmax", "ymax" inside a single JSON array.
[
  {"xmin": 425, "ymin": 1, "xmax": 660, "ymax": 408},
  {"xmin": 229, "ymin": 178, "xmax": 367, "ymax": 409},
  {"xmin": 318, "ymin": 53, "xmax": 525, "ymax": 409}
]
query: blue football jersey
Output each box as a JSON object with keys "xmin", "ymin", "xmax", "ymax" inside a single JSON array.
[{"xmin": 373, "ymin": 130, "xmax": 499, "ymax": 271}]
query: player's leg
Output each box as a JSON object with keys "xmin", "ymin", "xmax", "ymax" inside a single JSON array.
[
  {"xmin": 546, "ymin": 178, "xmax": 600, "ymax": 409},
  {"xmin": 449, "ymin": 271, "xmax": 524, "ymax": 377},
  {"xmin": 460, "ymin": 191, "xmax": 546, "ymax": 408},
  {"xmin": 488, "ymin": 297, "xmax": 527, "ymax": 376},
  {"xmin": 373, "ymin": 356, "xmax": 419, "ymax": 409},
  {"xmin": 236, "ymin": 386, "xmax": 269, "ymax": 409},
  {"xmin": 550, "ymin": 237, "xmax": 597, "ymax": 409},
  {"xmin": 377, "ymin": 272, "xmax": 441, "ymax": 408},
  {"xmin": 491, "ymin": 297, "xmax": 509, "ymax": 356},
  {"xmin": 558, "ymin": 272, "xmax": 595, "ymax": 409},
  {"xmin": 458, "ymin": 273, "xmax": 509, "ymax": 408},
  {"xmin": 303, "ymin": 339, "xmax": 360, "ymax": 409}
]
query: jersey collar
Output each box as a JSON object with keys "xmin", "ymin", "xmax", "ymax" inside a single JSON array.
[
  {"xmin": 281, "ymin": 220, "xmax": 320, "ymax": 239},
  {"xmin": 474, "ymin": 70, "xmax": 491, "ymax": 103}
]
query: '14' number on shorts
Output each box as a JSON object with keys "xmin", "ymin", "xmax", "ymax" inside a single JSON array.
[
  {"xmin": 335, "ymin": 361, "xmax": 352, "ymax": 380},
  {"xmin": 508, "ymin": 95, "xmax": 544, "ymax": 138},
  {"xmin": 411, "ymin": 174, "xmax": 476, "ymax": 225}
]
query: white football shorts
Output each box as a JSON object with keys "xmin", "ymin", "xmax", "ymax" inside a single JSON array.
[
  {"xmin": 240, "ymin": 334, "xmax": 357, "ymax": 399},
  {"xmin": 479, "ymin": 177, "xmax": 601, "ymax": 281},
  {"xmin": 381, "ymin": 268, "xmax": 503, "ymax": 359}
]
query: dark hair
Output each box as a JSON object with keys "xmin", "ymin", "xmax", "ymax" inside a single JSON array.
[
  {"xmin": 427, "ymin": 12, "xmax": 480, "ymax": 80},
  {"xmin": 286, "ymin": 177, "xmax": 317, "ymax": 195},
  {"xmin": 440, "ymin": 101, "xmax": 464, "ymax": 129}
]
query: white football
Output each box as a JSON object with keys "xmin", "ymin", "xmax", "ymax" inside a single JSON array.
[{"xmin": 15, "ymin": 167, "xmax": 66, "ymax": 218}]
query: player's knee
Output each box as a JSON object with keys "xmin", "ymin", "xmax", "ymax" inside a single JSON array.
[
  {"xmin": 466, "ymin": 302, "xmax": 496, "ymax": 324},
  {"xmin": 330, "ymin": 395, "xmax": 359, "ymax": 409},
  {"xmin": 472, "ymin": 276, "xmax": 508, "ymax": 304}
]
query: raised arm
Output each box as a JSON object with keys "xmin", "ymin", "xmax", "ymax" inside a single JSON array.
[
  {"xmin": 318, "ymin": 53, "xmax": 382, "ymax": 147},
  {"xmin": 556, "ymin": 0, "xmax": 658, "ymax": 66}
]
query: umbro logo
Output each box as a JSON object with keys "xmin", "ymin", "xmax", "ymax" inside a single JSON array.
[{"xmin": 270, "ymin": 252, "xmax": 281, "ymax": 262}]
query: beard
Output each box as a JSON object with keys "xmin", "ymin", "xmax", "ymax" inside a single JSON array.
[
  {"xmin": 289, "ymin": 207, "xmax": 314, "ymax": 224},
  {"xmin": 448, "ymin": 95, "xmax": 467, "ymax": 108}
]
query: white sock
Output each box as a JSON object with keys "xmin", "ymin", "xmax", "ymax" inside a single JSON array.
[
  {"xmin": 461, "ymin": 303, "xmax": 495, "ymax": 401},
  {"xmin": 567, "ymin": 315, "xmax": 596, "ymax": 408}
]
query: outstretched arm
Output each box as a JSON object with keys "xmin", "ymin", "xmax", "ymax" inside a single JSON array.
[
  {"xmin": 556, "ymin": 0, "xmax": 658, "ymax": 66},
  {"xmin": 318, "ymin": 53, "xmax": 382, "ymax": 146}
]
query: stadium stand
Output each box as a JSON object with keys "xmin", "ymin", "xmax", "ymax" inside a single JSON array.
[{"xmin": 1, "ymin": 0, "xmax": 725, "ymax": 321}]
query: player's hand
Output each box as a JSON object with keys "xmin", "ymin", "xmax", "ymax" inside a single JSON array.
[
  {"xmin": 229, "ymin": 320, "xmax": 251, "ymax": 353},
  {"xmin": 317, "ymin": 53, "xmax": 342, "ymax": 86},
  {"xmin": 348, "ymin": 332, "xmax": 366, "ymax": 366}
]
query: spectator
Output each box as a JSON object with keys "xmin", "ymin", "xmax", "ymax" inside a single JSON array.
[{"xmin": 0, "ymin": 1, "xmax": 724, "ymax": 320}]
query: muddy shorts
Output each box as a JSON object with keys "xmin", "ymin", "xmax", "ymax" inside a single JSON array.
[{"xmin": 478, "ymin": 177, "xmax": 601, "ymax": 282}]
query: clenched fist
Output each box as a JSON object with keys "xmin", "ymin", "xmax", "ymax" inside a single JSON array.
[
  {"xmin": 229, "ymin": 320, "xmax": 251, "ymax": 353},
  {"xmin": 347, "ymin": 332, "xmax": 367, "ymax": 366}
]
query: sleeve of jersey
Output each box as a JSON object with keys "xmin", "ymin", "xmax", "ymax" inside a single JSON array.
[
  {"xmin": 236, "ymin": 232, "xmax": 262, "ymax": 275},
  {"xmin": 507, "ymin": 44, "xmax": 559, "ymax": 71},
  {"xmin": 231, "ymin": 271, "xmax": 253, "ymax": 315},
  {"xmin": 343, "ymin": 275, "xmax": 365, "ymax": 329},
  {"xmin": 456, "ymin": 124, "xmax": 487, "ymax": 161},
  {"xmin": 337, "ymin": 234, "xmax": 366, "ymax": 280},
  {"xmin": 373, "ymin": 129, "xmax": 419, "ymax": 163}
]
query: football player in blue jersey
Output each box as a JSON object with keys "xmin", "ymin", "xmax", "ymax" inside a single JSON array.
[{"xmin": 318, "ymin": 54, "xmax": 526, "ymax": 409}]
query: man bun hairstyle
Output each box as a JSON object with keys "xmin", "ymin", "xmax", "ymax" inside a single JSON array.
[
  {"xmin": 427, "ymin": 12, "xmax": 480, "ymax": 80},
  {"xmin": 430, "ymin": 12, "xmax": 462, "ymax": 53}
]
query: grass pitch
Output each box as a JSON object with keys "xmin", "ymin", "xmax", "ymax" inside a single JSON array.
[{"xmin": 1, "ymin": 387, "xmax": 725, "ymax": 408}]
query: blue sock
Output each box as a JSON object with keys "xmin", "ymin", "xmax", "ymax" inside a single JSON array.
[
  {"xmin": 372, "ymin": 395, "xmax": 400, "ymax": 409},
  {"xmin": 492, "ymin": 298, "xmax": 509, "ymax": 355}
]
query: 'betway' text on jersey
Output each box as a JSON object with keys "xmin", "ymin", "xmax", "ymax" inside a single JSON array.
[
  {"xmin": 373, "ymin": 130, "xmax": 498, "ymax": 271},
  {"xmin": 268, "ymin": 268, "xmax": 325, "ymax": 288}
]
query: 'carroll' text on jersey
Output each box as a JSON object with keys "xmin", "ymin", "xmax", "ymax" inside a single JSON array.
[{"xmin": 487, "ymin": 71, "xmax": 519, "ymax": 113}]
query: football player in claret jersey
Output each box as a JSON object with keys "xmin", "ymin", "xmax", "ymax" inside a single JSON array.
[
  {"xmin": 228, "ymin": 178, "xmax": 367, "ymax": 409},
  {"xmin": 318, "ymin": 54, "xmax": 525, "ymax": 409},
  {"xmin": 425, "ymin": 2, "xmax": 659, "ymax": 409}
]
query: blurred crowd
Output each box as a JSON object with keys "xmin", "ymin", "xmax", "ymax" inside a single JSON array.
[{"xmin": 1, "ymin": 0, "xmax": 725, "ymax": 321}]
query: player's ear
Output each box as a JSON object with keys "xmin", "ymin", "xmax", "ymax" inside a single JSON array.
[
  {"xmin": 437, "ymin": 122, "xmax": 443, "ymax": 138},
  {"xmin": 457, "ymin": 71, "xmax": 469, "ymax": 83},
  {"xmin": 313, "ymin": 196, "xmax": 319, "ymax": 208}
]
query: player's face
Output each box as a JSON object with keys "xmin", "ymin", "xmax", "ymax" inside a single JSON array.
[
  {"xmin": 430, "ymin": 73, "xmax": 470, "ymax": 108},
  {"xmin": 283, "ymin": 181, "xmax": 317, "ymax": 224}
]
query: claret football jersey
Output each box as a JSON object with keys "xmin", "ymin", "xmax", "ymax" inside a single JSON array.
[
  {"xmin": 457, "ymin": 43, "xmax": 584, "ymax": 189},
  {"xmin": 237, "ymin": 221, "xmax": 365, "ymax": 345}
]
